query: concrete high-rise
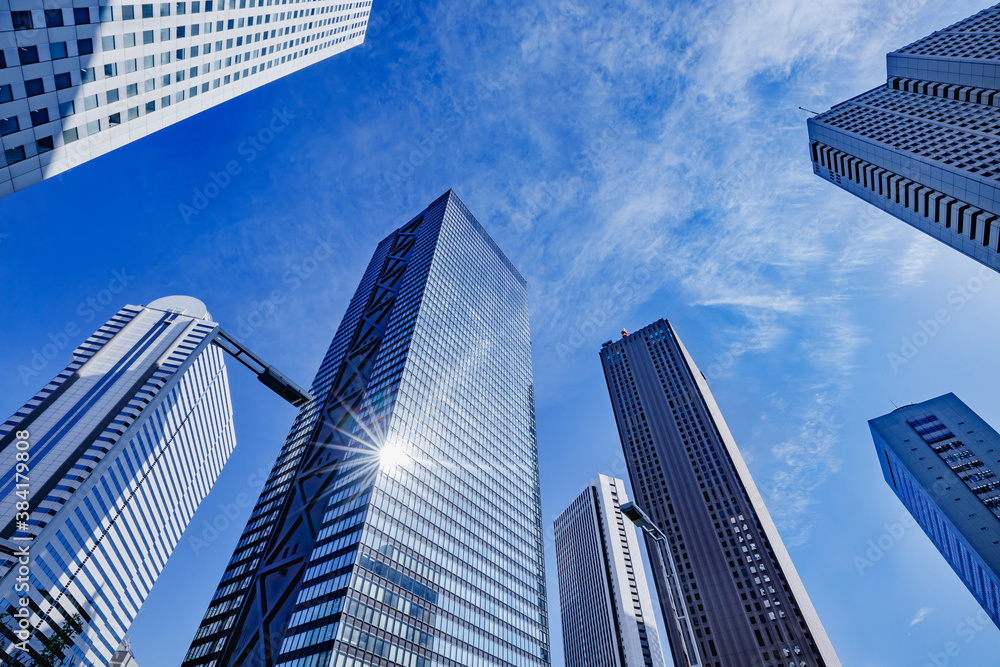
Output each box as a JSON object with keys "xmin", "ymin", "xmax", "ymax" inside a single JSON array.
[
  {"xmin": 554, "ymin": 474, "xmax": 666, "ymax": 667},
  {"xmin": 183, "ymin": 191, "xmax": 551, "ymax": 667},
  {"xmin": 0, "ymin": 296, "xmax": 236, "ymax": 666},
  {"xmin": 808, "ymin": 4, "xmax": 1000, "ymax": 272},
  {"xmin": 0, "ymin": 0, "xmax": 371, "ymax": 197},
  {"xmin": 599, "ymin": 320, "xmax": 841, "ymax": 667},
  {"xmin": 870, "ymin": 393, "xmax": 1000, "ymax": 630}
]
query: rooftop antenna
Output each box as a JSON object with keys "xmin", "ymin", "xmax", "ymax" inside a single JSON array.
[
  {"xmin": 890, "ymin": 399, "xmax": 899, "ymax": 409},
  {"xmin": 799, "ymin": 106, "xmax": 821, "ymax": 115}
]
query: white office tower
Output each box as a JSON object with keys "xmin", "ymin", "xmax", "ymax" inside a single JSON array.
[
  {"xmin": 0, "ymin": 296, "xmax": 236, "ymax": 666},
  {"xmin": 0, "ymin": 0, "xmax": 372, "ymax": 197},
  {"xmin": 554, "ymin": 474, "xmax": 667, "ymax": 667}
]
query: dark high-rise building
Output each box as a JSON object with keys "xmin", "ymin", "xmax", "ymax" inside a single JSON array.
[
  {"xmin": 599, "ymin": 321, "xmax": 840, "ymax": 667},
  {"xmin": 808, "ymin": 4, "xmax": 1000, "ymax": 273},
  {"xmin": 870, "ymin": 393, "xmax": 1000, "ymax": 630},
  {"xmin": 183, "ymin": 191, "xmax": 551, "ymax": 667}
]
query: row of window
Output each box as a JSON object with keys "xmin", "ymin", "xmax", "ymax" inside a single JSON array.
[{"xmin": 8, "ymin": 0, "xmax": 365, "ymax": 31}]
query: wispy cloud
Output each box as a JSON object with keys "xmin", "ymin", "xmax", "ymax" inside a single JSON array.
[{"xmin": 910, "ymin": 606, "xmax": 934, "ymax": 627}]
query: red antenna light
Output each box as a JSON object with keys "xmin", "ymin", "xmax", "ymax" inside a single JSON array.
[{"xmin": 622, "ymin": 329, "xmax": 628, "ymax": 338}]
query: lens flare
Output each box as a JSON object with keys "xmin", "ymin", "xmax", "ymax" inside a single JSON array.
[{"xmin": 379, "ymin": 444, "xmax": 409, "ymax": 470}]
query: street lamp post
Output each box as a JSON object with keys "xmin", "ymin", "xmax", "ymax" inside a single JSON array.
[{"xmin": 621, "ymin": 501, "xmax": 703, "ymax": 667}]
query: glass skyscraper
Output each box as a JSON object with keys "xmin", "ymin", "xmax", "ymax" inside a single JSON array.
[
  {"xmin": 183, "ymin": 190, "xmax": 551, "ymax": 667},
  {"xmin": 554, "ymin": 474, "xmax": 666, "ymax": 667},
  {"xmin": 870, "ymin": 393, "xmax": 1000, "ymax": 630},
  {"xmin": 599, "ymin": 320, "xmax": 840, "ymax": 667},
  {"xmin": 0, "ymin": 296, "xmax": 236, "ymax": 666},
  {"xmin": 0, "ymin": 0, "xmax": 371, "ymax": 198},
  {"xmin": 808, "ymin": 4, "xmax": 1000, "ymax": 272}
]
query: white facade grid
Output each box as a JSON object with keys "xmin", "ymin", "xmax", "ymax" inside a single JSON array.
[
  {"xmin": 0, "ymin": 0, "xmax": 371, "ymax": 197},
  {"xmin": 0, "ymin": 297, "xmax": 236, "ymax": 666}
]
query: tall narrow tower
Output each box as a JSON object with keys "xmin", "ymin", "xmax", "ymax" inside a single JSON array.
[
  {"xmin": 599, "ymin": 320, "xmax": 840, "ymax": 667},
  {"xmin": 0, "ymin": 296, "xmax": 237, "ymax": 666},
  {"xmin": 183, "ymin": 191, "xmax": 551, "ymax": 667},
  {"xmin": 554, "ymin": 474, "xmax": 666, "ymax": 667},
  {"xmin": 870, "ymin": 393, "xmax": 1000, "ymax": 630},
  {"xmin": 808, "ymin": 4, "xmax": 1000, "ymax": 272}
]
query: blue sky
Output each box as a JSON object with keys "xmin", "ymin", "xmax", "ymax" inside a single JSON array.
[{"xmin": 2, "ymin": 0, "xmax": 1000, "ymax": 665}]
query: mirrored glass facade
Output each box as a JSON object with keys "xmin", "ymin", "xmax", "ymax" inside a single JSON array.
[
  {"xmin": 599, "ymin": 320, "xmax": 840, "ymax": 667},
  {"xmin": 184, "ymin": 190, "xmax": 551, "ymax": 667}
]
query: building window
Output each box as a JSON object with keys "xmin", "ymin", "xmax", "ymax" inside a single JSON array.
[
  {"xmin": 63, "ymin": 128, "xmax": 79, "ymax": 143},
  {"xmin": 145, "ymin": 100, "xmax": 155, "ymax": 112},
  {"xmin": 143, "ymin": 55, "xmax": 154, "ymax": 68},
  {"xmin": 177, "ymin": 2, "xmax": 187, "ymax": 14},
  {"xmin": 11, "ymin": 11, "xmax": 33, "ymax": 30},
  {"xmin": 73, "ymin": 7, "xmax": 90, "ymax": 24},
  {"xmin": 143, "ymin": 30, "xmax": 154, "ymax": 44},
  {"xmin": 36, "ymin": 136, "xmax": 54, "ymax": 153},
  {"xmin": 0, "ymin": 84, "xmax": 11, "ymax": 103},
  {"xmin": 102, "ymin": 36, "xmax": 116, "ymax": 51},
  {"xmin": 54, "ymin": 73, "xmax": 72, "ymax": 90},
  {"xmin": 109, "ymin": 112, "xmax": 121, "ymax": 126},
  {"xmin": 87, "ymin": 119, "xmax": 100, "ymax": 135},
  {"xmin": 30, "ymin": 108, "xmax": 49, "ymax": 126},
  {"xmin": 18, "ymin": 46, "xmax": 40, "ymax": 66},
  {"xmin": 107, "ymin": 88, "xmax": 120, "ymax": 103},
  {"xmin": 24, "ymin": 79, "xmax": 44, "ymax": 97},
  {"xmin": 78, "ymin": 39, "xmax": 94, "ymax": 56},
  {"xmin": 122, "ymin": 5, "xmax": 135, "ymax": 20},
  {"xmin": 160, "ymin": 2, "xmax": 171, "ymax": 16},
  {"xmin": 45, "ymin": 9, "xmax": 64, "ymax": 27},
  {"xmin": 50, "ymin": 42, "xmax": 68, "ymax": 59},
  {"xmin": 84, "ymin": 94, "xmax": 99, "ymax": 110},
  {"xmin": 80, "ymin": 68, "xmax": 95, "ymax": 83},
  {"xmin": 99, "ymin": 6, "xmax": 114, "ymax": 21},
  {"xmin": 4, "ymin": 146, "xmax": 26, "ymax": 165},
  {"xmin": 0, "ymin": 51, "xmax": 5, "ymax": 68},
  {"xmin": 104, "ymin": 63, "xmax": 118, "ymax": 77},
  {"xmin": 59, "ymin": 101, "xmax": 75, "ymax": 118},
  {"xmin": 128, "ymin": 106, "xmax": 139, "ymax": 120},
  {"xmin": 0, "ymin": 116, "xmax": 19, "ymax": 136},
  {"xmin": 127, "ymin": 84, "xmax": 138, "ymax": 97}
]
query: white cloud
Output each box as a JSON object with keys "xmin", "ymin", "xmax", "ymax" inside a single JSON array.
[{"xmin": 910, "ymin": 606, "xmax": 934, "ymax": 626}]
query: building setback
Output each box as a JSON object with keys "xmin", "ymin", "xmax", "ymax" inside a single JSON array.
[
  {"xmin": 0, "ymin": 296, "xmax": 236, "ymax": 665},
  {"xmin": 599, "ymin": 320, "xmax": 840, "ymax": 667},
  {"xmin": 870, "ymin": 393, "xmax": 1000, "ymax": 630},
  {"xmin": 0, "ymin": 0, "xmax": 371, "ymax": 197},
  {"xmin": 808, "ymin": 4, "xmax": 1000, "ymax": 273},
  {"xmin": 182, "ymin": 191, "xmax": 551, "ymax": 667},
  {"xmin": 554, "ymin": 474, "xmax": 666, "ymax": 667}
]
